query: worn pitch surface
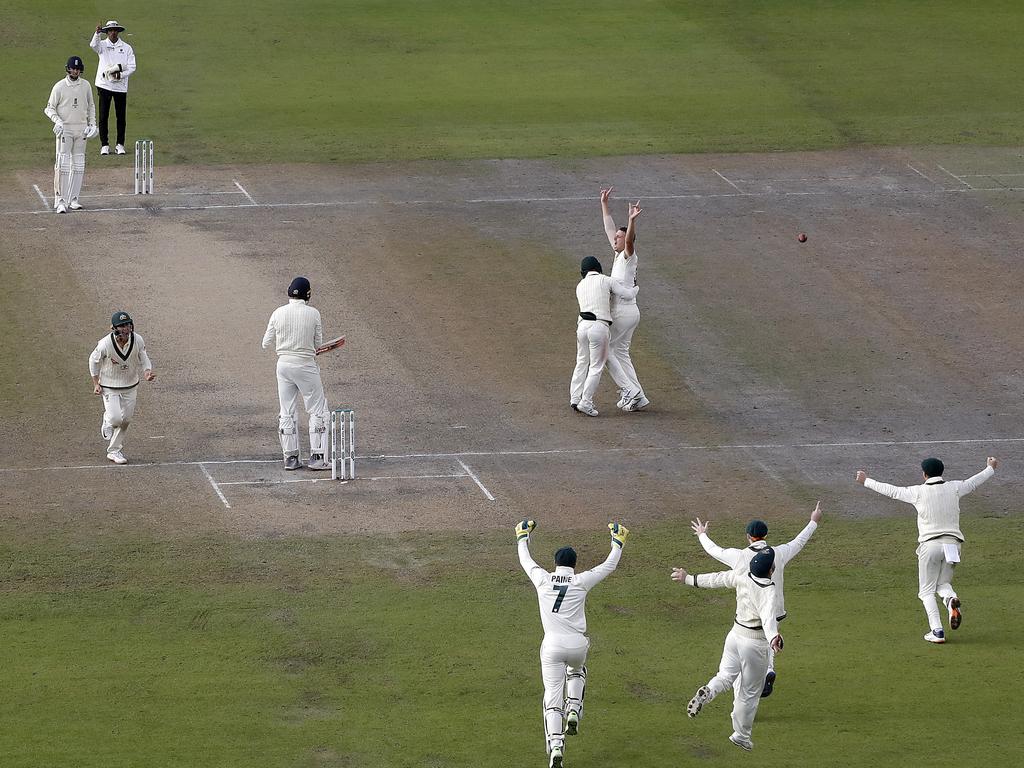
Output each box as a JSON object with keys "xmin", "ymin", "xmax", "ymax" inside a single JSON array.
[{"xmin": 2, "ymin": 147, "xmax": 1021, "ymax": 538}]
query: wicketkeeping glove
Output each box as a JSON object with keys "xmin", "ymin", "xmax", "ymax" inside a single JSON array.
[
  {"xmin": 609, "ymin": 522, "xmax": 629, "ymax": 547},
  {"xmin": 515, "ymin": 519, "xmax": 536, "ymax": 542}
]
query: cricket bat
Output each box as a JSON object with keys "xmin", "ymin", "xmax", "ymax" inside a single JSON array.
[{"xmin": 315, "ymin": 336, "xmax": 345, "ymax": 355}]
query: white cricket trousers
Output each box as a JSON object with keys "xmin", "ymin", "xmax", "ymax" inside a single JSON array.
[
  {"xmin": 569, "ymin": 319, "xmax": 610, "ymax": 408},
  {"xmin": 704, "ymin": 626, "xmax": 769, "ymax": 743},
  {"xmin": 275, "ymin": 356, "xmax": 329, "ymax": 457},
  {"xmin": 101, "ymin": 386, "xmax": 138, "ymax": 454},
  {"xmin": 917, "ymin": 538, "xmax": 959, "ymax": 631},
  {"xmin": 606, "ymin": 303, "xmax": 643, "ymax": 397},
  {"xmin": 54, "ymin": 126, "xmax": 87, "ymax": 206},
  {"xmin": 540, "ymin": 635, "xmax": 588, "ymax": 752}
]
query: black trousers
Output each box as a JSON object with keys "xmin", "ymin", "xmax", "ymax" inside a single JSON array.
[{"xmin": 97, "ymin": 87, "xmax": 128, "ymax": 146}]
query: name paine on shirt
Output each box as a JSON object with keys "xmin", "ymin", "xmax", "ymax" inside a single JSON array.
[{"xmin": 552, "ymin": 574, "xmax": 572, "ymax": 584}]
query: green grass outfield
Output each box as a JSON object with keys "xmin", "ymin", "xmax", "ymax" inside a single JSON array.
[
  {"xmin": 2, "ymin": 517, "xmax": 1021, "ymax": 768},
  {"xmin": 3, "ymin": 1, "xmax": 1023, "ymax": 170}
]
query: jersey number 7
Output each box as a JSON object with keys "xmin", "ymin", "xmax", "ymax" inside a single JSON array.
[{"xmin": 552, "ymin": 584, "xmax": 569, "ymax": 613}]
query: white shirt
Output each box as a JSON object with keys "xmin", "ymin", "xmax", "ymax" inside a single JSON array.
[
  {"xmin": 90, "ymin": 34, "xmax": 136, "ymax": 92},
  {"xmin": 685, "ymin": 568, "xmax": 781, "ymax": 641},
  {"xmin": 576, "ymin": 271, "xmax": 638, "ymax": 323},
  {"xmin": 45, "ymin": 77, "xmax": 96, "ymax": 127},
  {"xmin": 89, "ymin": 332, "xmax": 152, "ymax": 388},
  {"xmin": 262, "ymin": 299, "xmax": 323, "ymax": 360},
  {"xmin": 864, "ymin": 466, "xmax": 994, "ymax": 543},
  {"xmin": 518, "ymin": 540, "xmax": 621, "ymax": 638},
  {"xmin": 610, "ymin": 250, "xmax": 638, "ymax": 308},
  {"xmin": 698, "ymin": 521, "xmax": 817, "ymax": 617}
]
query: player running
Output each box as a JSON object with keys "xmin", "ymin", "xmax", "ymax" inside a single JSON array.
[{"xmin": 516, "ymin": 520, "xmax": 629, "ymax": 768}]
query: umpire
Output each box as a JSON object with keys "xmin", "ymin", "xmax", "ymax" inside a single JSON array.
[{"xmin": 89, "ymin": 20, "xmax": 136, "ymax": 155}]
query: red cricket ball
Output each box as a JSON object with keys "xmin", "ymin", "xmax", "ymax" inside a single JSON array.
[{"xmin": 797, "ymin": 233, "xmax": 808, "ymax": 242}]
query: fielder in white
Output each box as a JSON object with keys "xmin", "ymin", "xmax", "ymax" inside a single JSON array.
[
  {"xmin": 516, "ymin": 520, "xmax": 629, "ymax": 768},
  {"xmin": 673, "ymin": 548, "xmax": 784, "ymax": 752},
  {"xmin": 45, "ymin": 56, "xmax": 98, "ymax": 213},
  {"xmin": 600, "ymin": 188, "xmax": 648, "ymax": 411},
  {"xmin": 89, "ymin": 311, "xmax": 155, "ymax": 465},
  {"xmin": 856, "ymin": 456, "xmax": 998, "ymax": 644},
  {"xmin": 262, "ymin": 277, "xmax": 332, "ymax": 471},
  {"xmin": 691, "ymin": 501, "xmax": 822, "ymax": 696},
  {"xmin": 569, "ymin": 257, "xmax": 638, "ymax": 417}
]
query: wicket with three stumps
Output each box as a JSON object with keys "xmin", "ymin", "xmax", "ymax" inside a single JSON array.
[
  {"xmin": 134, "ymin": 139, "xmax": 154, "ymax": 194},
  {"xmin": 331, "ymin": 408, "xmax": 355, "ymax": 480}
]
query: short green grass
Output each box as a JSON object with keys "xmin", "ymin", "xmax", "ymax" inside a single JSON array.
[
  {"xmin": 2, "ymin": 516, "xmax": 1021, "ymax": 767},
  {"xmin": 3, "ymin": 1, "xmax": 1023, "ymax": 170}
]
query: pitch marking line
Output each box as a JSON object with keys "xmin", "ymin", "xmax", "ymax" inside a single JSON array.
[
  {"xmin": 233, "ymin": 180, "xmax": 258, "ymax": 205},
  {"xmin": 31, "ymin": 184, "xmax": 49, "ymax": 210},
  {"xmin": 905, "ymin": 162, "xmax": 938, "ymax": 186},
  {"xmin": 199, "ymin": 462, "xmax": 231, "ymax": 509},
  {"xmin": 712, "ymin": 169, "xmax": 745, "ymax": 193},
  {"xmin": 936, "ymin": 164, "xmax": 974, "ymax": 189},
  {"xmin": 218, "ymin": 472, "xmax": 468, "ymax": 486},
  {"xmin": 457, "ymin": 458, "xmax": 496, "ymax": 501}
]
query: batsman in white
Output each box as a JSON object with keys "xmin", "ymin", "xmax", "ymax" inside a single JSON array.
[
  {"xmin": 672, "ymin": 548, "xmax": 784, "ymax": 752},
  {"xmin": 262, "ymin": 277, "xmax": 332, "ymax": 471},
  {"xmin": 516, "ymin": 520, "xmax": 629, "ymax": 768},
  {"xmin": 600, "ymin": 188, "xmax": 648, "ymax": 411},
  {"xmin": 856, "ymin": 456, "xmax": 998, "ymax": 644},
  {"xmin": 89, "ymin": 311, "xmax": 156, "ymax": 465},
  {"xmin": 44, "ymin": 55, "xmax": 98, "ymax": 213},
  {"xmin": 691, "ymin": 501, "xmax": 822, "ymax": 697},
  {"xmin": 569, "ymin": 257, "xmax": 638, "ymax": 416}
]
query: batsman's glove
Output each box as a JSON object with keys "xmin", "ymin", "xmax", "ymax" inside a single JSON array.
[
  {"xmin": 84, "ymin": 125, "xmax": 98, "ymax": 140},
  {"xmin": 609, "ymin": 522, "xmax": 630, "ymax": 547},
  {"xmin": 52, "ymin": 120, "xmax": 64, "ymax": 137},
  {"xmin": 515, "ymin": 519, "xmax": 536, "ymax": 542}
]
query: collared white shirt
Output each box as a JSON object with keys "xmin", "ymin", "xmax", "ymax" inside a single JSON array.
[
  {"xmin": 864, "ymin": 466, "xmax": 994, "ymax": 542},
  {"xmin": 576, "ymin": 271, "xmax": 638, "ymax": 323},
  {"xmin": 89, "ymin": 34, "xmax": 136, "ymax": 92},
  {"xmin": 685, "ymin": 568, "xmax": 781, "ymax": 639},
  {"xmin": 45, "ymin": 76, "xmax": 95, "ymax": 126},
  {"xmin": 518, "ymin": 540, "xmax": 621, "ymax": 638},
  {"xmin": 262, "ymin": 299, "xmax": 323, "ymax": 359},
  {"xmin": 610, "ymin": 249, "xmax": 638, "ymax": 307}
]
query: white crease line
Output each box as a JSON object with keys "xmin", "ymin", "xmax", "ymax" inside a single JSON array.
[
  {"xmin": 906, "ymin": 162, "xmax": 937, "ymax": 185},
  {"xmin": 712, "ymin": 169, "xmax": 744, "ymax": 192},
  {"xmin": 199, "ymin": 463, "xmax": 231, "ymax": 509},
  {"xmin": 83, "ymin": 190, "xmax": 245, "ymax": 198},
  {"xmin": 233, "ymin": 179, "xmax": 258, "ymax": 205},
  {"xmin": 3, "ymin": 436, "xmax": 1024, "ymax": 474},
  {"xmin": 936, "ymin": 164, "xmax": 973, "ymax": 189},
  {"xmin": 218, "ymin": 473, "xmax": 467, "ymax": 486},
  {"xmin": 457, "ymin": 458, "xmax": 496, "ymax": 501},
  {"xmin": 31, "ymin": 184, "xmax": 49, "ymax": 210},
  {"xmin": 959, "ymin": 172, "xmax": 1024, "ymax": 177}
]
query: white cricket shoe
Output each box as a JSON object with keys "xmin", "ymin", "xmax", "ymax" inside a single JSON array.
[
  {"xmin": 729, "ymin": 733, "xmax": 754, "ymax": 751},
  {"xmin": 107, "ymin": 450, "xmax": 128, "ymax": 465},
  {"xmin": 70, "ymin": 200, "xmax": 83, "ymax": 210},
  {"xmin": 115, "ymin": 144, "xmax": 126, "ymax": 154},
  {"xmin": 947, "ymin": 597, "xmax": 962, "ymax": 630},
  {"xmin": 548, "ymin": 746, "xmax": 564, "ymax": 768},
  {"xmin": 100, "ymin": 145, "xmax": 110, "ymax": 155},
  {"xmin": 625, "ymin": 395, "xmax": 650, "ymax": 412},
  {"xmin": 55, "ymin": 201, "xmax": 68, "ymax": 214},
  {"xmin": 924, "ymin": 629, "xmax": 946, "ymax": 644},
  {"xmin": 576, "ymin": 403, "xmax": 598, "ymax": 417},
  {"xmin": 687, "ymin": 685, "xmax": 711, "ymax": 718},
  {"xmin": 101, "ymin": 423, "xmax": 112, "ymax": 441},
  {"xmin": 307, "ymin": 454, "xmax": 330, "ymax": 471}
]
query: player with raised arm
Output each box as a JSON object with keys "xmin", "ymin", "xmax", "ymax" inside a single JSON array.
[{"xmin": 516, "ymin": 520, "xmax": 629, "ymax": 768}]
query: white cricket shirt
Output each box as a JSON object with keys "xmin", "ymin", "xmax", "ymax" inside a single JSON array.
[
  {"xmin": 610, "ymin": 250, "xmax": 638, "ymax": 308},
  {"xmin": 576, "ymin": 271, "xmax": 638, "ymax": 323},
  {"xmin": 90, "ymin": 34, "xmax": 136, "ymax": 92},
  {"xmin": 45, "ymin": 76, "xmax": 95, "ymax": 127},
  {"xmin": 262, "ymin": 299, "xmax": 323, "ymax": 360},
  {"xmin": 519, "ymin": 540, "xmax": 622, "ymax": 638},
  {"xmin": 89, "ymin": 332, "xmax": 152, "ymax": 388},
  {"xmin": 686, "ymin": 569, "xmax": 781, "ymax": 640}
]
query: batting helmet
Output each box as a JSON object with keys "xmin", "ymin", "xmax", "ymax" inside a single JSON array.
[
  {"xmin": 288, "ymin": 277, "xmax": 311, "ymax": 300},
  {"xmin": 111, "ymin": 311, "xmax": 133, "ymax": 327},
  {"xmin": 66, "ymin": 55, "xmax": 85, "ymax": 74}
]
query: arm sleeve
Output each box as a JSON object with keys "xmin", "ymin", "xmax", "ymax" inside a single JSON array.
[
  {"xmin": 517, "ymin": 539, "xmax": 548, "ymax": 588},
  {"xmin": 685, "ymin": 569, "xmax": 737, "ymax": 589},
  {"xmin": 607, "ymin": 276, "xmax": 639, "ymax": 301},
  {"xmin": 778, "ymin": 520, "xmax": 818, "ymax": 560},
  {"xmin": 87, "ymin": 85, "xmax": 96, "ymax": 126},
  {"xmin": 575, "ymin": 545, "xmax": 622, "ymax": 590},
  {"xmin": 89, "ymin": 33, "xmax": 103, "ymax": 54},
  {"xmin": 956, "ymin": 465, "xmax": 994, "ymax": 497},
  {"xmin": 864, "ymin": 478, "xmax": 917, "ymax": 504},
  {"xmin": 44, "ymin": 84, "xmax": 61, "ymax": 123},
  {"xmin": 698, "ymin": 534, "xmax": 742, "ymax": 568},
  {"xmin": 603, "ymin": 211, "xmax": 617, "ymax": 248},
  {"xmin": 138, "ymin": 337, "xmax": 152, "ymax": 371},
  {"xmin": 314, "ymin": 311, "xmax": 323, "ymax": 349},
  {"xmin": 759, "ymin": 592, "xmax": 780, "ymax": 639},
  {"xmin": 261, "ymin": 315, "xmax": 276, "ymax": 349},
  {"xmin": 124, "ymin": 45, "xmax": 137, "ymax": 79},
  {"xmin": 88, "ymin": 342, "xmax": 105, "ymax": 376}
]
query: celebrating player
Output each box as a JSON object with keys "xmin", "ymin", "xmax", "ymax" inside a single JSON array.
[
  {"xmin": 89, "ymin": 311, "xmax": 156, "ymax": 465},
  {"xmin": 673, "ymin": 549, "xmax": 784, "ymax": 752},
  {"xmin": 856, "ymin": 457, "xmax": 998, "ymax": 643},
  {"xmin": 44, "ymin": 55, "xmax": 98, "ymax": 213},
  {"xmin": 516, "ymin": 520, "xmax": 629, "ymax": 768},
  {"xmin": 262, "ymin": 277, "xmax": 333, "ymax": 471},
  {"xmin": 600, "ymin": 188, "xmax": 648, "ymax": 411}
]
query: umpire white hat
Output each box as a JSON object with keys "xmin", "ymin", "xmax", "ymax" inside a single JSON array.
[{"xmin": 101, "ymin": 20, "xmax": 126, "ymax": 32}]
